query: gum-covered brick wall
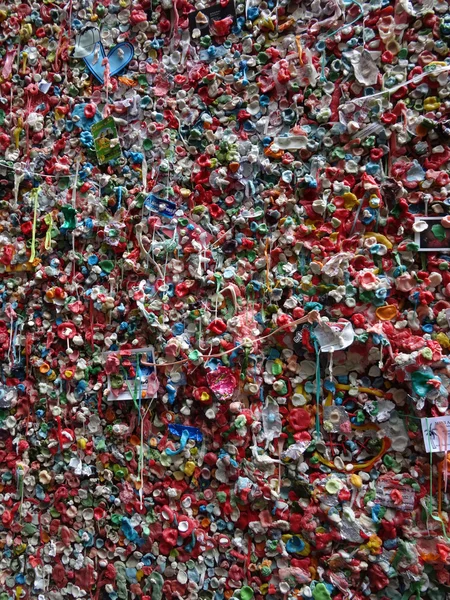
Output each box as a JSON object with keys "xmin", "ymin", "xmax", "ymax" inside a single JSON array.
[{"xmin": 2, "ymin": 0, "xmax": 450, "ymax": 598}]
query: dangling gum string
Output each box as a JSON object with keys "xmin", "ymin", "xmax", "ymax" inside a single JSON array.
[
  {"xmin": 138, "ymin": 388, "xmax": 145, "ymax": 509},
  {"xmin": 318, "ymin": 0, "xmax": 364, "ymax": 81},
  {"xmin": 436, "ymin": 421, "xmax": 448, "ymax": 493},
  {"xmin": 121, "ymin": 354, "xmax": 142, "ymax": 412},
  {"xmin": 260, "ymin": 288, "xmax": 265, "ymax": 323},
  {"xmin": 435, "ymin": 422, "xmax": 450, "ymax": 532},
  {"xmin": 426, "ymin": 418, "xmax": 450, "ymax": 541},
  {"xmin": 72, "ymin": 156, "xmax": 80, "ymax": 208},
  {"xmin": 137, "ymin": 353, "xmax": 142, "ymax": 420},
  {"xmin": 198, "ymin": 303, "xmax": 203, "ymax": 344},
  {"xmin": 0, "ymin": 160, "xmax": 99, "ymax": 187},
  {"xmin": 29, "ymin": 187, "xmax": 40, "ymax": 263},
  {"xmin": 197, "ymin": 244, "xmax": 204, "ymax": 278},
  {"xmin": 350, "ymin": 191, "xmax": 365, "ymax": 235},
  {"xmin": 9, "ymin": 79, "xmax": 13, "ymax": 118},
  {"xmin": 221, "ymin": 284, "xmax": 239, "ymax": 314},
  {"xmin": 342, "ymin": 64, "xmax": 450, "ymax": 109},
  {"xmin": 329, "ymin": 79, "xmax": 342, "ymax": 122},
  {"xmin": 44, "ymin": 213, "xmax": 53, "ymax": 250},
  {"xmin": 103, "ymin": 57, "xmax": 111, "ymax": 113},
  {"xmin": 277, "ymin": 433, "xmax": 286, "ymax": 492},
  {"xmin": 378, "ymin": 343, "xmax": 384, "ymax": 370},
  {"xmin": 89, "ymin": 298, "xmax": 95, "ymax": 350},
  {"xmin": 295, "ymin": 37, "xmax": 304, "ymax": 66},
  {"xmin": 274, "ymin": 0, "xmax": 280, "ymax": 31},
  {"xmin": 171, "ymin": 0, "xmax": 180, "ymax": 48},
  {"xmin": 97, "ymin": 389, "xmax": 104, "ymax": 419},
  {"xmin": 68, "ymin": 0, "xmax": 74, "ymax": 40},
  {"xmin": 438, "ymin": 455, "xmax": 450, "ymax": 538},
  {"xmin": 24, "ymin": 94, "xmax": 33, "ymax": 164},
  {"xmin": 15, "ymin": 38, "xmax": 21, "ymax": 79},
  {"xmin": 135, "ymin": 224, "xmax": 165, "ymax": 279},
  {"xmin": 214, "ymin": 277, "xmax": 221, "ymax": 320},
  {"xmin": 54, "ymin": 415, "xmax": 65, "ymax": 452},
  {"xmin": 7, "ymin": 313, "xmax": 14, "ymax": 367},
  {"xmin": 426, "ymin": 417, "xmax": 434, "ymax": 535},
  {"xmin": 16, "ymin": 463, "xmax": 24, "ymax": 525},
  {"xmin": 105, "ymin": 311, "xmax": 321, "ymax": 372},
  {"xmin": 142, "ymin": 155, "xmax": 148, "ymax": 194},
  {"xmin": 247, "ymin": 286, "xmax": 256, "ymax": 327},
  {"xmin": 54, "ymin": 26, "xmax": 66, "ymax": 73},
  {"xmin": 139, "ymin": 390, "xmax": 156, "ymax": 509},
  {"xmin": 25, "ymin": 332, "xmax": 32, "ymax": 378},
  {"xmin": 13, "ymin": 320, "xmax": 22, "ymax": 366},
  {"xmin": 313, "ymin": 339, "xmax": 322, "ymax": 437},
  {"xmin": 72, "ymin": 231, "xmax": 81, "ymax": 301},
  {"xmin": 265, "ymin": 238, "xmax": 272, "ymax": 291}
]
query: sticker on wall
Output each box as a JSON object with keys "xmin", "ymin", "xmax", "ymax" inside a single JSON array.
[
  {"xmin": 92, "ymin": 117, "xmax": 122, "ymax": 164},
  {"xmin": 105, "ymin": 347, "xmax": 156, "ymax": 401},
  {"xmin": 145, "ymin": 194, "xmax": 177, "ymax": 218}
]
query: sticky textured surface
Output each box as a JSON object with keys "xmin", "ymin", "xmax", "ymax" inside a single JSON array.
[{"xmin": 2, "ymin": 0, "xmax": 450, "ymax": 599}]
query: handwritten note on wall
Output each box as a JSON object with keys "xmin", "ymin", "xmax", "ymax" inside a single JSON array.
[{"xmin": 421, "ymin": 416, "xmax": 450, "ymax": 453}]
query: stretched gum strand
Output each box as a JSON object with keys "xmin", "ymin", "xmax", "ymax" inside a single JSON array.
[{"xmin": 107, "ymin": 310, "xmax": 322, "ymax": 369}]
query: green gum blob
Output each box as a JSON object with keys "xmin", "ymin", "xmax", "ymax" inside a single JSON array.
[{"xmin": 313, "ymin": 583, "xmax": 332, "ymax": 600}]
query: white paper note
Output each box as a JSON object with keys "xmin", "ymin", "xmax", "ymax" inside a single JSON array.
[{"xmin": 421, "ymin": 416, "xmax": 450, "ymax": 453}]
